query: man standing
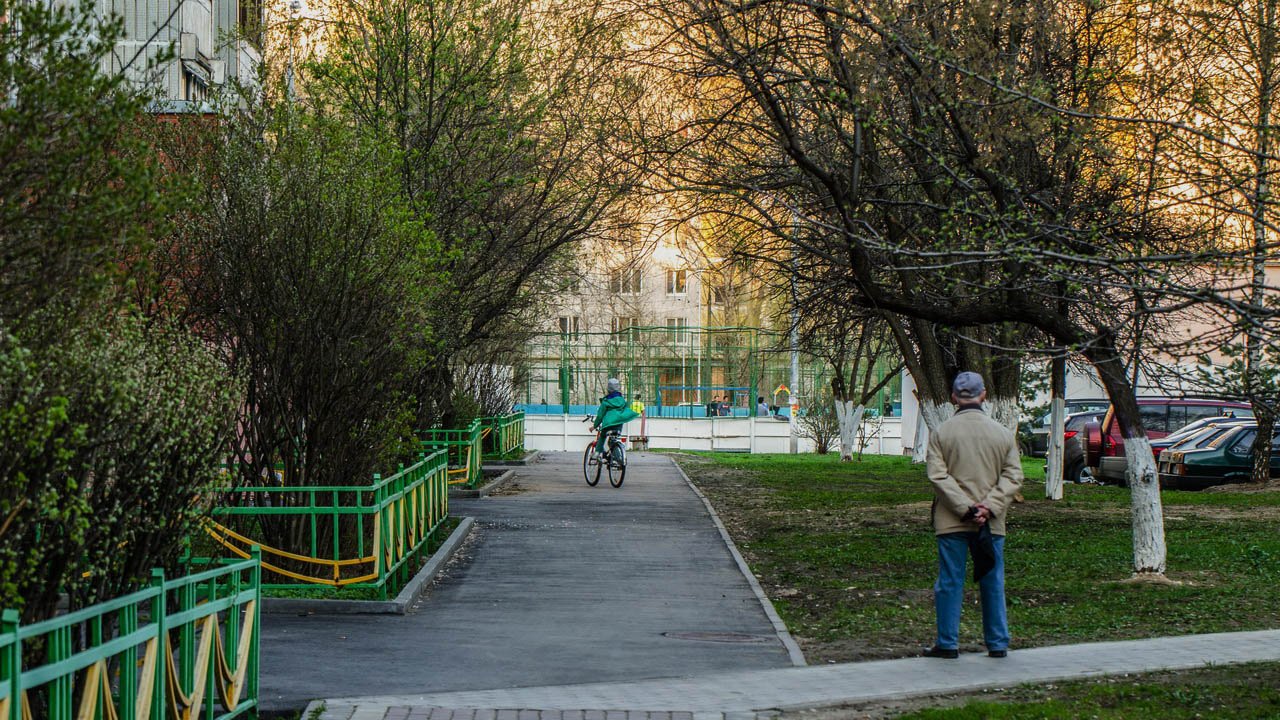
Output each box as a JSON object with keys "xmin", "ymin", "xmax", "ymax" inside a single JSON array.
[{"xmin": 924, "ymin": 371, "xmax": 1024, "ymax": 659}]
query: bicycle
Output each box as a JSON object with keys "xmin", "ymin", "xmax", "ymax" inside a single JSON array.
[{"xmin": 582, "ymin": 415, "xmax": 627, "ymax": 488}]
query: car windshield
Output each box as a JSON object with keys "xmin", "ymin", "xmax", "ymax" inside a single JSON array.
[
  {"xmin": 1170, "ymin": 426, "xmax": 1235, "ymax": 450},
  {"xmin": 1210, "ymin": 426, "xmax": 1254, "ymax": 449},
  {"xmin": 1164, "ymin": 417, "xmax": 1247, "ymax": 444}
]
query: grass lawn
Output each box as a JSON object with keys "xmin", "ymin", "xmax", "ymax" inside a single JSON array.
[
  {"xmin": 785, "ymin": 662, "xmax": 1280, "ymax": 719},
  {"xmin": 674, "ymin": 452, "xmax": 1280, "ymax": 663}
]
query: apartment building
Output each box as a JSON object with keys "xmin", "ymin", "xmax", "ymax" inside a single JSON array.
[{"xmin": 84, "ymin": 0, "xmax": 260, "ymax": 109}]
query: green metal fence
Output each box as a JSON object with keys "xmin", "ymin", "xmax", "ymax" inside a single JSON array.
[
  {"xmin": 1, "ymin": 552, "xmax": 261, "ymax": 720},
  {"xmin": 480, "ymin": 412, "xmax": 525, "ymax": 456},
  {"xmin": 419, "ymin": 419, "xmax": 484, "ymax": 488},
  {"xmin": 203, "ymin": 450, "xmax": 449, "ymax": 599}
]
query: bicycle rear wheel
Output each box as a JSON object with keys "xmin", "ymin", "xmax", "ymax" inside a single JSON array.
[
  {"xmin": 583, "ymin": 441, "xmax": 601, "ymax": 486},
  {"xmin": 608, "ymin": 442, "xmax": 626, "ymax": 487}
]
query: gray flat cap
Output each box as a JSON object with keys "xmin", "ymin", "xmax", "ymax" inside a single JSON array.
[{"xmin": 952, "ymin": 371, "xmax": 985, "ymax": 399}]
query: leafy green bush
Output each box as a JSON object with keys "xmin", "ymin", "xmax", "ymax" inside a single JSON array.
[
  {"xmin": 0, "ymin": 318, "xmax": 238, "ymax": 622},
  {"xmin": 0, "ymin": 0, "xmax": 238, "ymax": 623}
]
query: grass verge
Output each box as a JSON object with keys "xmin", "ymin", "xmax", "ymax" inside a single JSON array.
[{"xmin": 674, "ymin": 452, "xmax": 1280, "ymax": 663}]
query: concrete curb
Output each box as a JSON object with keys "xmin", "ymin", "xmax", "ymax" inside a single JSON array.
[
  {"xmin": 262, "ymin": 517, "xmax": 475, "ymax": 616},
  {"xmin": 669, "ymin": 456, "xmax": 807, "ymax": 667},
  {"xmin": 449, "ymin": 469, "xmax": 517, "ymax": 499},
  {"xmin": 483, "ymin": 449, "xmax": 543, "ymax": 467}
]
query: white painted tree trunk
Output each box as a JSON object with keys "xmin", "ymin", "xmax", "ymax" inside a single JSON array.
[
  {"xmin": 1124, "ymin": 436, "xmax": 1167, "ymax": 574},
  {"xmin": 912, "ymin": 400, "xmax": 953, "ymax": 463},
  {"xmin": 835, "ymin": 400, "xmax": 866, "ymax": 462},
  {"xmin": 987, "ymin": 396, "xmax": 1020, "ymax": 433},
  {"xmin": 1044, "ymin": 397, "xmax": 1065, "ymax": 500}
]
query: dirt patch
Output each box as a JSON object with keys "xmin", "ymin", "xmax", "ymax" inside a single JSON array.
[{"xmin": 488, "ymin": 478, "xmax": 529, "ymax": 496}]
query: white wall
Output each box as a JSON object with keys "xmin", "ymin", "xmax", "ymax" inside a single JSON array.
[{"xmin": 525, "ymin": 415, "xmax": 904, "ymax": 455}]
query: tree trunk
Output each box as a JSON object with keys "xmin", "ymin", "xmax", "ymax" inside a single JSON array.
[
  {"xmin": 1247, "ymin": 0, "xmax": 1276, "ymax": 483},
  {"xmin": 1089, "ymin": 345, "xmax": 1167, "ymax": 576},
  {"xmin": 1251, "ymin": 405, "xmax": 1275, "ymax": 485},
  {"xmin": 1045, "ymin": 355, "xmax": 1067, "ymax": 500},
  {"xmin": 987, "ymin": 394, "xmax": 1020, "ymax": 433},
  {"xmin": 835, "ymin": 400, "xmax": 865, "ymax": 461},
  {"xmin": 913, "ymin": 398, "xmax": 954, "ymax": 463}
]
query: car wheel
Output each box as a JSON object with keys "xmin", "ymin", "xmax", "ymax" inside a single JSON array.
[{"xmin": 1065, "ymin": 458, "xmax": 1085, "ymax": 484}]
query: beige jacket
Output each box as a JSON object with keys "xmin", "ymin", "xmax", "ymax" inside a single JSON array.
[{"xmin": 926, "ymin": 407, "xmax": 1024, "ymax": 536}]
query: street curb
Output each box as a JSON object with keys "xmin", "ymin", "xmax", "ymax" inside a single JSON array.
[
  {"xmin": 483, "ymin": 449, "xmax": 543, "ymax": 466},
  {"xmin": 449, "ymin": 468, "xmax": 517, "ymax": 499},
  {"xmin": 669, "ymin": 457, "xmax": 807, "ymax": 667},
  {"xmin": 261, "ymin": 516, "xmax": 475, "ymax": 616}
]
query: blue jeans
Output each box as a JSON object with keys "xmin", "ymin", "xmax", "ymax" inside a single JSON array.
[{"xmin": 934, "ymin": 532, "xmax": 1008, "ymax": 651}]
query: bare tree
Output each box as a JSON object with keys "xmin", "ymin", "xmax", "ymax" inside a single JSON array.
[
  {"xmin": 633, "ymin": 0, "xmax": 1280, "ymax": 576},
  {"xmin": 308, "ymin": 0, "xmax": 646, "ymax": 426},
  {"xmin": 794, "ymin": 303, "xmax": 901, "ymax": 461}
]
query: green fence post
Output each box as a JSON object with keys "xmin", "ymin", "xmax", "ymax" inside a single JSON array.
[
  {"xmin": 180, "ymin": 570, "xmax": 195, "ymax": 703},
  {"xmin": 372, "ymin": 474, "xmax": 385, "ymax": 599},
  {"xmin": 559, "ymin": 363, "xmax": 571, "ymax": 411},
  {"xmin": 249, "ymin": 546, "xmax": 261, "ymax": 713},
  {"xmin": 150, "ymin": 568, "xmax": 166, "ymax": 720},
  {"xmin": 2, "ymin": 610, "xmax": 19, "ymax": 720},
  {"xmin": 48, "ymin": 624, "xmax": 70, "ymax": 717},
  {"xmin": 120, "ymin": 599, "xmax": 138, "ymax": 720}
]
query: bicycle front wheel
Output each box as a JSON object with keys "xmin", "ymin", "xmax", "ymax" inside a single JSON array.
[
  {"xmin": 608, "ymin": 443, "xmax": 626, "ymax": 487},
  {"xmin": 583, "ymin": 442, "xmax": 601, "ymax": 486}
]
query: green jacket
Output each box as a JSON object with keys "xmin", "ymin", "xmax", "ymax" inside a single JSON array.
[{"xmin": 594, "ymin": 394, "xmax": 640, "ymax": 430}]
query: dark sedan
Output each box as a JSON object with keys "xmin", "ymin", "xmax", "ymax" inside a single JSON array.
[{"xmin": 1158, "ymin": 424, "xmax": 1280, "ymax": 490}]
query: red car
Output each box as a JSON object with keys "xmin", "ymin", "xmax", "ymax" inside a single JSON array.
[{"xmin": 1084, "ymin": 398, "xmax": 1253, "ymax": 484}]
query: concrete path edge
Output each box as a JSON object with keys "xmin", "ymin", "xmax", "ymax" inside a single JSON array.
[
  {"xmin": 450, "ymin": 469, "xmax": 517, "ymax": 499},
  {"xmin": 669, "ymin": 455, "xmax": 807, "ymax": 667},
  {"xmin": 262, "ymin": 516, "xmax": 476, "ymax": 616},
  {"xmin": 483, "ymin": 450, "xmax": 543, "ymax": 467}
]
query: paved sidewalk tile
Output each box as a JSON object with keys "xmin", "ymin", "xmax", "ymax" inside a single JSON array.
[{"xmin": 309, "ymin": 629, "xmax": 1280, "ymax": 720}]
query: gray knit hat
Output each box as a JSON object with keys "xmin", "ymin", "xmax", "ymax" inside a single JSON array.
[{"xmin": 607, "ymin": 377, "xmax": 622, "ymax": 393}]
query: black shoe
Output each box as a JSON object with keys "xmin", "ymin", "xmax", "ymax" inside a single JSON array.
[
  {"xmin": 922, "ymin": 645, "xmax": 959, "ymax": 659},
  {"xmin": 988, "ymin": 649, "xmax": 1007, "ymax": 658}
]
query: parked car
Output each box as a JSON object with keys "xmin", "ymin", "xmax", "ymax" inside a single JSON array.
[
  {"xmin": 1024, "ymin": 399, "xmax": 1109, "ymax": 457},
  {"xmin": 1084, "ymin": 398, "xmax": 1253, "ymax": 484},
  {"xmin": 1057, "ymin": 410, "xmax": 1109, "ymax": 483},
  {"xmin": 1158, "ymin": 423, "xmax": 1280, "ymax": 490},
  {"xmin": 1148, "ymin": 415, "xmax": 1254, "ymax": 456}
]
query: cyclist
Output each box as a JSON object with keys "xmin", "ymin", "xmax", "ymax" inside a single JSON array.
[{"xmin": 592, "ymin": 377, "xmax": 639, "ymax": 460}]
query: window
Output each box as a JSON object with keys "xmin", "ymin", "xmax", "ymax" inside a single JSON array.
[
  {"xmin": 611, "ymin": 316, "xmax": 639, "ymax": 335},
  {"xmin": 1138, "ymin": 405, "xmax": 1168, "ymax": 434},
  {"xmin": 666, "ymin": 317, "xmax": 688, "ymax": 342},
  {"xmin": 239, "ymin": 0, "xmax": 263, "ymax": 47},
  {"xmin": 557, "ymin": 316, "xmax": 581, "ymax": 337},
  {"xmin": 1227, "ymin": 429, "xmax": 1256, "ymax": 456},
  {"xmin": 610, "ymin": 268, "xmax": 642, "ymax": 294},
  {"xmin": 666, "ymin": 269, "xmax": 687, "ymax": 295},
  {"xmin": 1184, "ymin": 405, "xmax": 1226, "ymax": 425},
  {"xmin": 707, "ymin": 285, "xmax": 726, "ymax": 305}
]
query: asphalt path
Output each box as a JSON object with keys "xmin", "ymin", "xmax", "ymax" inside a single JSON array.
[{"xmin": 259, "ymin": 452, "xmax": 793, "ymax": 713}]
